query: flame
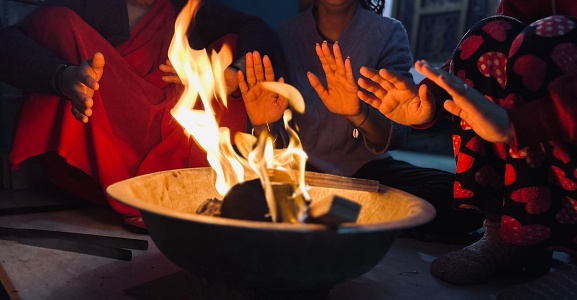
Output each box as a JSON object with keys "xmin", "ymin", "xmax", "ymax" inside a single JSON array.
[{"xmin": 169, "ymin": 0, "xmax": 308, "ymax": 222}]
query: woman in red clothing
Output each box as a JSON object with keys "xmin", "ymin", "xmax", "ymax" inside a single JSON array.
[
  {"xmin": 357, "ymin": 0, "xmax": 577, "ymax": 298},
  {"xmin": 0, "ymin": 0, "xmax": 283, "ymax": 230}
]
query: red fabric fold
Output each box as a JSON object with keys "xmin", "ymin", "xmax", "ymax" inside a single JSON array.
[{"xmin": 9, "ymin": 1, "xmax": 247, "ymax": 217}]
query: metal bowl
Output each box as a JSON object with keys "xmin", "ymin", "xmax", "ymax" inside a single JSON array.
[{"xmin": 106, "ymin": 167, "xmax": 435, "ymax": 294}]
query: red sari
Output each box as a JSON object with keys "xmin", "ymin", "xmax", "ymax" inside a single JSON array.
[{"xmin": 9, "ymin": 0, "xmax": 247, "ymax": 217}]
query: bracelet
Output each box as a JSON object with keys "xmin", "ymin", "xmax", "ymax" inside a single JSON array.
[
  {"xmin": 231, "ymin": 90, "xmax": 242, "ymax": 98},
  {"xmin": 251, "ymin": 121, "xmax": 278, "ymax": 144},
  {"xmin": 351, "ymin": 103, "xmax": 369, "ymax": 139},
  {"xmin": 51, "ymin": 63, "xmax": 73, "ymax": 97}
]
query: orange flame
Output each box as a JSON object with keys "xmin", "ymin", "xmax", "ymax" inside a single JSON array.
[{"xmin": 169, "ymin": 0, "xmax": 308, "ymax": 222}]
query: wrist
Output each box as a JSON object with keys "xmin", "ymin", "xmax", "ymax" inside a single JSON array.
[
  {"xmin": 348, "ymin": 102, "xmax": 369, "ymax": 127},
  {"xmin": 51, "ymin": 63, "xmax": 74, "ymax": 97},
  {"xmin": 348, "ymin": 102, "xmax": 370, "ymax": 139},
  {"xmin": 251, "ymin": 121, "xmax": 279, "ymax": 145}
]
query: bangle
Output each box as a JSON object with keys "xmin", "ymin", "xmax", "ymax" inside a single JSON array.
[
  {"xmin": 351, "ymin": 103, "xmax": 369, "ymax": 139},
  {"xmin": 231, "ymin": 90, "xmax": 242, "ymax": 98},
  {"xmin": 251, "ymin": 121, "xmax": 278, "ymax": 144},
  {"xmin": 229, "ymin": 65, "xmax": 241, "ymax": 72},
  {"xmin": 51, "ymin": 63, "xmax": 73, "ymax": 97}
]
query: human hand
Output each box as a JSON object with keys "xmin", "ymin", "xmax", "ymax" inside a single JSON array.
[
  {"xmin": 415, "ymin": 60, "xmax": 513, "ymax": 143},
  {"xmin": 59, "ymin": 52, "xmax": 105, "ymax": 123},
  {"xmin": 308, "ymin": 41, "xmax": 360, "ymax": 116},
  {"xmin": 159, "ymin": 59, "xmax": 181, "ymax": 84},
  {"xmin": 357, "ymin": 66, "xmax": 436, "ymax": 126},
  {"xmin": 238, "ymin": 51, "xmax": 288, "ymax": 126}
]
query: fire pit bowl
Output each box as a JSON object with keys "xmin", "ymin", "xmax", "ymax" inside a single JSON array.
[{"xmin": 106, "ymin": 167, "xmax": 435, "ymax": 296}]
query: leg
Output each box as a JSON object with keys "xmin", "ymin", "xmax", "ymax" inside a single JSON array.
[
  {"xmin": 429, "ymin": 16, "xmax": 540, "ymax": 285},
  {"xmin": 10, "ymin": 5, "xmax": 175, "ymax": 223}
]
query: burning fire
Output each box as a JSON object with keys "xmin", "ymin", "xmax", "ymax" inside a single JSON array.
[{"xmin": 168, "ymin": 0, "xmax": 308, "ymax": 222}]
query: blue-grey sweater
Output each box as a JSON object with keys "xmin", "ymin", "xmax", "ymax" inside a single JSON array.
[{"xmin": 276, "ymin": 5, "xmax": 413, "ymax": 176}]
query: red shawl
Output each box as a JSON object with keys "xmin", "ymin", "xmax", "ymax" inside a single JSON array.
[{"xmin": 9, "ymin": 0, "xmax": 247, "ymax": 216}]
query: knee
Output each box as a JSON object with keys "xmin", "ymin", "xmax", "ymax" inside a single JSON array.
[
  {"xmin": 507, "ymin": 16, "xmax": 577, "ymax": 93},
  {"xmin": 455, "ymin": 15, "xmax": 525, "ymax": 57},
  {"xmin": 510, "ymin": 16, "xmax": 577, "ymax": 58},
  {"xmin": 27, "ymin": 7, "xmax": 83, "ymax": 38}
]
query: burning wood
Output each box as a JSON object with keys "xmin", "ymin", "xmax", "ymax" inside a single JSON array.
[
  {"xmin": 196, "ymin": 176, "xmax": 362, "ymax": 226},
  {"xmin": 220, "ymin": 179, "xmax": 270, "ymax": 222},
  {"xmin": 306, "ymin": 195, "xmax": 362, "ymax": 226}
]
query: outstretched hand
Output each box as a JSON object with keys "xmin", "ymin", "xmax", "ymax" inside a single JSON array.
[
  {"xmin": 307, "ymin": 41, "xmax": 360, "ymax": 116},
  {"xmin": 415, "ymin": 60, "xmax": 513, "ymax": 143},
  {"xmin": 238, "ymin": 51, "xmax": 288, "ymax": 126},
  {"xmin": 357, "ymin": 65, "xmax": 436, "ymax": 126},
  {"xmin": 59, "ymin": 52, "xmax": 105, "ymax": 123}
]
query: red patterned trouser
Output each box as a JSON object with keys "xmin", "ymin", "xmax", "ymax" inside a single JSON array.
[{"xmin": 450, "ymin": 15, "xmax": 577, "ymax": 253}]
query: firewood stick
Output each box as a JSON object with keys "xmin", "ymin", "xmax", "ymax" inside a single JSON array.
[{"xmin": 307, "ymin": 194, "xmax": 361, "ymax": 226}]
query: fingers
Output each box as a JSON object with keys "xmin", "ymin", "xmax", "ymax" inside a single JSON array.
[
  {"xmin": 320, "ymin": 41, "xmax": 336, "ymax": 72},
  {"xmin": 68, "ymin": 52, "xmax": 105, "ymax": 123},
  {"xmin": 71, "ymin": 106, "xmax": 89, "ymax": 123},
  {"xmin": 82, "ymin": 72, "xmax": 100, "ymax": 91},
  {"xmin": 418, "ymin": 83, "xmax": 438, "ymax": 109},
  {"xmin": 332, "ymin": 42, "xmax": 345, "ymax": 76},
  {"xmin": 357, "ymin": 77, "xmax": 387, "ymax": 99},
  {"xmin": 415, "ymin": 60, "xmax": 470, "ymax": 100},
  {"xmin": 415, "ymin": 60, "xmax": 452, "ymax": 89},
  {"xmin": 377, "ymin": 68, "xmax": 408, "ymax": 90},
  {"xmin": 359, "ymin": 66, "xmax": 394, "ymax": 91},
  {"xmin": 245, "ymin": 52, "xmax": 256, "ymax": 86},
  {"xmin": 252, "ymin": 51, "xmax": 265, "ymax": 82},
  {"xmin": 315, "ymin": 43, "xmax": 333, "ymax": 76},
  {"xmin": 358, "ymin": 67, "xmax": 394, "ymax": 100},
  {"xmin": 359, "ymin": 66, "xmax": 377, "ymax": 78},
  {"xmin": 307, "ymin": 71, "xmax": 329, "ymax": 101},
  {"xmin": 70, "ymin": 94, "xmax": 92, "ymax": 123},
  {"xmin": 263, "ymin": 55, "xmax": 275, "ymax": 82},
  {"xmin": 160, "ymin": 60, "xmax": 182, "ymax": 84},
  {"xmin": 237, "ymin": 70, "xmax": 250, "ymax": 95},
  {"xmin": 240, "ymin": 51, "xmax": 281, "ymax": 101},
  {"xmin": 357, "ymin": 90, "xmax": 382, "ymax": 110},
  {"xmin": 344, "ymin": 56, "xmax": 355, "ymax": 85},
  {"xmin": 443, "ymin": 99, "xmax": 461, "ymax": 117},
  {"xmin": 70, "ymin": 86, "xmax": 93, "ymax": 111},
  {"xmin": 92, "ymin": 52, "xmax": 105, "ymax": 73},
  {"xmin": 89, "ymin": 52, "xmax": 105, "ymax": 89},
  {"xmin": 161, "ymin": 75, "xmax": 183, "ymax": 84},
  {"xmin": 159, "ymin": 63, "xmax": 176, "ymax": 74}
]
